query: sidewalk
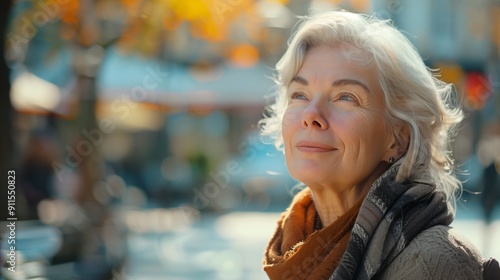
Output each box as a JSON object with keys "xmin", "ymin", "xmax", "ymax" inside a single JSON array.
[
  {"xmin": 4, "ymin": 199, "xmax": 496, "ymax": 279},
  {"xmin": 124, "ymin": 199, "xmax": 500, "ymax": 279}
]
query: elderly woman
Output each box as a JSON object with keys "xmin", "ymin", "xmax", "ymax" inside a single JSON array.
[{"xmin": 260, "ymin": 11, "xmax": 488, "ymax": 279}]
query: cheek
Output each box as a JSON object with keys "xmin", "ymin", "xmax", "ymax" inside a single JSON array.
[
  {"xmin": 282, "ymin": 109, "xmax": 302, "ymax": 161},
  {"xmin": 282, "ymin": 109, "xmax": 299, "ymax": 140},
  {"xmin": 337, "ymin": 113, "xmax": 387, "ymax": 148},
  {"xmin": 282, "ymin": 108, "xmax": 296, "ymax": 128},
  {"xmin": 357, "ymin": 119, "xmax": 391, "ymax": 152}
]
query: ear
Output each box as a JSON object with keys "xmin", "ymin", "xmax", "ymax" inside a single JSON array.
[
  {"xmin": 397, "ymin": 124, "xmax": 410, "ymax": 157},
  {"xmin": 385, "ymin": 124, "xmax": 410, "ymax": 160}
]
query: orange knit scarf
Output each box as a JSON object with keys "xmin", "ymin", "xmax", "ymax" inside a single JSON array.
[{"xmin": 263, "ymin": 187, "xmax": 362, "ymax": 280}]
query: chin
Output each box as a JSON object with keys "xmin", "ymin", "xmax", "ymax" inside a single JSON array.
[{"xmin": 289, "ymin": 167, "xmax": 329, "ymax": 186}]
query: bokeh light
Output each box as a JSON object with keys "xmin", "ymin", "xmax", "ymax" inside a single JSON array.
[{"xmin": 3, "ymin": 0, "xmax": 500, "ymax": 278}]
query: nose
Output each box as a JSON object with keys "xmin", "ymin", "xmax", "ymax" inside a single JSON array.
[{"xmin": 302, "ymin": 101, "xmax": 328, "ymax": 129}]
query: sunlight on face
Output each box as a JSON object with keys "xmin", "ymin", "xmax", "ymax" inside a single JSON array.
[{"xmin": 282, "ymin": 45, "xmax": 394, "ymax": 191}]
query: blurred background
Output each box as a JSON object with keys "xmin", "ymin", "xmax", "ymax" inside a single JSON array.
[{"xmin": 0, "ymin": 0, "xmax": 499, "ymax": 279}]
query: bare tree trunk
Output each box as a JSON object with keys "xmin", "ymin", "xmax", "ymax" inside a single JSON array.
[
  {"xmin": 69, "ymin": 0, "xmax": 123, "ymax": 278},
  {"xmin": 70, "ymin": 69, "xmax": 116, "ymax": 279}
]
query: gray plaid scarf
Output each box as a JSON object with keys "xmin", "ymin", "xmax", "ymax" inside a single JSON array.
[{"xmin": 330, "ymin": 164, "xmax": 454, "ymax": 279}]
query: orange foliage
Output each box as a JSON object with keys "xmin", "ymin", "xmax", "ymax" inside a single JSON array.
[
  {"xmin": 117, "ymin": 0, "xmax": 256, "ymax": 55},
  {"xmin": 164, "ymin": 0, "xmax": 254, "ymax": 41},
  {"xmin": 59, "ymin": 0, "xmax": 79, "ymax": 24},
  {"xmin": 120, "ymin": 0, "xmax": 144, "ymax": 17},
  {"xmin": 17, "ymin": 0, "xmax": 258, "ymax": 55},
  {"xmin": 348, "ymin": 0, "xmax": 370, "ymax": 12},
  {"xmin": 229, "ymin": 44, "xmax": 259, "ymax": 67}
]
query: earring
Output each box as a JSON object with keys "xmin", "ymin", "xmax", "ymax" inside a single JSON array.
[{"xmin": 389, "ymin": 157, "xmax": 395, "ymax": 164}]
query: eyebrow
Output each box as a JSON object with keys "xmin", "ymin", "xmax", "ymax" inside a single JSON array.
[
  {"xmin": 290, "ymin": 76, "xmax": 308, "ymax": 86},
  {"xmin": 291, "ymin": 76, "xmax": 371, "ymax": 94}
]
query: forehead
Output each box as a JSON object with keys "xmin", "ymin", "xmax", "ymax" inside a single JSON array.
[
  {"xmin": 301, "ymin": 44, "xmax": 372, "ymax": 71},
  {"xmin": 295, "ymin": 44, "xmax": 378, "ymax": 87},
  {"xmin": 292, "ymin": 45, "xmax": 383, "ymax": 97}
]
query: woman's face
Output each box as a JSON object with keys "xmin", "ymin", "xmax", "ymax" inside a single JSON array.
[{"xmin": 282, "ymin": 45, "xmax": 394, "ymax": 190}]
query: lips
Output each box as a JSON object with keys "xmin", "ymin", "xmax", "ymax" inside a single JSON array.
[{"xmin": 296, "ymin": 141, "xmax": 336, "ymax": 152}]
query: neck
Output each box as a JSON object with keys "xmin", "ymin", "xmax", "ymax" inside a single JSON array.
[
  {"xmin": 310, "ymin": 185, "xmax": 366, "ymax": 227},
  {"xmin": 310, "ymin": 162, "xmax": 390, "ymax": 227}
]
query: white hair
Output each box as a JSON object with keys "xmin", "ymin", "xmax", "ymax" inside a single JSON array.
[{"xmin": 259, "ymin": 11, "xmax": 464, "ymax": 212}]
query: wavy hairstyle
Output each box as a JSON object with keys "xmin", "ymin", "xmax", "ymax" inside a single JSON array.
[{"xmin": 259, "ymin": 11, "xmax": 464, "ymax": 211}]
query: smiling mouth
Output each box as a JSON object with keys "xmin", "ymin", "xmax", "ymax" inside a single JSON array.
[{"xmin": 296, "ymin": 142, "xmax": 336, "ymax": 152}]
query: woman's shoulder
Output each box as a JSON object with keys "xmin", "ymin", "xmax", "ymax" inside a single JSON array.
[{"xmin": 378, "ymin": 225, "xmax": 483, "ymax": 279}]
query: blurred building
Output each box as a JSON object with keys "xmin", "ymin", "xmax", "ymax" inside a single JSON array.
[
  {"xmin": 3, "ymin": 0, "xmax": 499, "ymax": 211},
  {"xmin": 2, "ymin": 0, "xmax": 500, "ymax": 278}
]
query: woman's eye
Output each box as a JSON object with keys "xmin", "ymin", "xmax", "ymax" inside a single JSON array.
[
  {"xmin": 338, "ymin": 93, "xmax": 356, "ymax": 102},
  {"xmin": 291, "ymin": 92, "xmax": 307, "ymax": 100}
]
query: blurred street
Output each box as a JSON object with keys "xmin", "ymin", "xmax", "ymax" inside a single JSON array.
[
  {"xmin": 121, "ymin": 201, "xmax": 500, "ymax": 280},
  {"xmin": 5, "ymin": 196, "xmax": 497, "ymax": 280},
  {"xmin": 124, "ymin": 211, "xmax": 277, "ymax": 280},
  {"xmin": 1, "ymin": 0, "xmax": 500, "ymax": 279}
]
